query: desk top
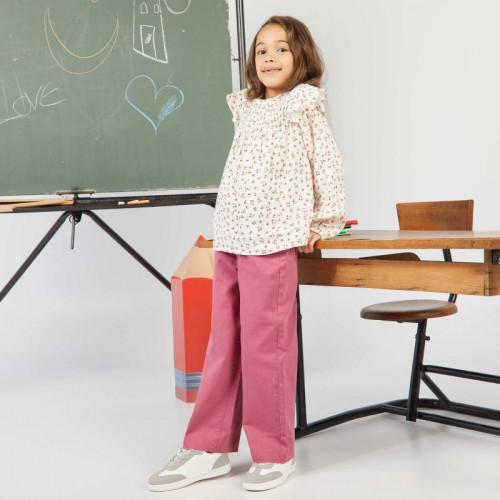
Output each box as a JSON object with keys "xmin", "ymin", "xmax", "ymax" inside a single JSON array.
[
  {"xmin": 317, "ymin": 230, "xmax": 500, "ymax": 250},
  {"xmin": 196, "ymin": 230, "xmax": 500, "ymax": 294}
]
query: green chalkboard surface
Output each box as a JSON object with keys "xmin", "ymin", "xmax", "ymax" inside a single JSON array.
[{"xmin": 0, "ymin": 0, "xmax": 234, "ymax": 195}]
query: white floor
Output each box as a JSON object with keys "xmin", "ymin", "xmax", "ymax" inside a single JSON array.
[{"xmin": 1, "ymin": 363, "xmax": 499, "ymax": 500}]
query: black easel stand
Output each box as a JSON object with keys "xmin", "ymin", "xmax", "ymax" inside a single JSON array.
[{"xmin": 0, "ymin": 193, "xmax": 217, "ymax": 303}]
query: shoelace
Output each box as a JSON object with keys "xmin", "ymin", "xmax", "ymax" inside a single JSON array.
[
  {"xmin": 254, "ymin": 463, "xmax": 273, "ymax": 470},
  {"xmin": 166, "ymin": 449, "xmax": 192, "ymax": 469}
]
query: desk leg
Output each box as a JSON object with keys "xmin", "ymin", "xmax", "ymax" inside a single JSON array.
[{"xmin": 295, "ymin": 287, "xmax": 308, "ymax": 432}]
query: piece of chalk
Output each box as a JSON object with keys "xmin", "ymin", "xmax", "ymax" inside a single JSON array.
[{"xmin": 127, "ymin": 200, "xmax": 150, "ymax": 205}]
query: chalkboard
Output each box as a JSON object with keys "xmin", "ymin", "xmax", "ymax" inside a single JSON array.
[{"xmin": 0, "ymin": 0, "xmax": 234, "ymax": 196}]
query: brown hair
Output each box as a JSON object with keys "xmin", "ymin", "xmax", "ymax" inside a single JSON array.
[{"xmin": 245, "ymin": 16, "xmax": 324, "ymax": 100}]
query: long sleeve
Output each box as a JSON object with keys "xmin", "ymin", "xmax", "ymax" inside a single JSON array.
[{"xmin": 304, "ymin": 103, "xmax": 346, "ymax": 239}]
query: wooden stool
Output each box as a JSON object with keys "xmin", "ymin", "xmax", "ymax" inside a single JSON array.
[
  {"xmin": 358, "ymin": 201, "xmax": 470, "ymax": 423},
  {"xmin": 360, "ymin": 299, "xmax": 457, "ymax": 421}
]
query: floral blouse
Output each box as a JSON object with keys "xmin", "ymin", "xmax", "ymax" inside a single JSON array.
[{"xmin": 213, "ymin": 83, "xmax": 345, "ymax": 255}]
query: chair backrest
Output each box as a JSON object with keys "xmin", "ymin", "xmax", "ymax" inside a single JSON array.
[
  {"xmin": 396, "ymin": 200, "xmax": 474, "ymax": 303},
  {"xmin": 396, "ymin": 200, "xmax": 474, "ymax": 231}
]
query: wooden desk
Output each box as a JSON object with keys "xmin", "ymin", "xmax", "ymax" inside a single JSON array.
[
  {"xmin": 301, "ymin": 230, "xmax": 500, "ymax": 296},
  {"xmin": 295, "ymin": 230, "xmax": 500, "ymax": 437}
]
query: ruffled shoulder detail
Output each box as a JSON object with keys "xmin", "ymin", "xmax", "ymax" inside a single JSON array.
[
  {"xmin": 226, "ymin": 89, "xmax": 250, "ymax": 124},
  {"xmin": 287, "ymin": 84, "xmax": 327, "ymax": 122}
]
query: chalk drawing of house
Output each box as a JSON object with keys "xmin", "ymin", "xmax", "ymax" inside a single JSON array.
[{"xmin": 133, "ymin": 0, "xmax": 169, "ymax": 63}]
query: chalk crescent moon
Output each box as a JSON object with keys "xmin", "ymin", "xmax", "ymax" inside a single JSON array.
[
  {"xmin": 163, "ymin": 0, "xmax": 192, "ymax": 15},
  {"xmin": 44, "ymin": 7, "xmax": 119, "ymax": 75}
]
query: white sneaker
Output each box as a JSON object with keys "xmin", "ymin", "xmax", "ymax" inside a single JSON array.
[
  {"xmin": 243, "ymin": 457, "xmax": 296, "ymax": 491},
  {"xmin": 148, "ymin": 449, "xmax": 231, "ymax": 491}
]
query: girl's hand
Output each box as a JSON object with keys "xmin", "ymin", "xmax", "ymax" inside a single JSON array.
[{"xmin": 298, "ymin": 231, "xmax": 320, "ymax": 253}]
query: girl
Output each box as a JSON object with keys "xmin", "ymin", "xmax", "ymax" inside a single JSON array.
[{"xmin": 148, "ymin": 15, "xmax": 345, "ymax": 492}]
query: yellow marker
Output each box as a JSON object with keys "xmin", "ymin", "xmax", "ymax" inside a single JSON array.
[{"xmin": 127, "ymin": 199, "xmax": 150, "ymax": 205}]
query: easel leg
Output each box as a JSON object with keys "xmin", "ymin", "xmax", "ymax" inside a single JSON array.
[
  {"xmin": 0, "ymin": 211, "xmax": 71, "ymax": 302},
  {"xmin": 84, "ymin": 211, "xmax": 171, "ymax": 290},
  {"xmin": 1, "ymin": 208, "xmax": 172, "ymax": 303}
]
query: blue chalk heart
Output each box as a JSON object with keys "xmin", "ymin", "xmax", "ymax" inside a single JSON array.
[{"xmin": 125, "ymin": 75, "xmax": 184, "ymax": 134}]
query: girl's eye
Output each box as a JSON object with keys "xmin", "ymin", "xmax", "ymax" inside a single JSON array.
[
  {"xmin": 278, "ymin": 48, "xmax": 288, "ymax": 53},
  {"xmin": 257, "ymin": 50, "xmax": 266, "ymax": 55}
]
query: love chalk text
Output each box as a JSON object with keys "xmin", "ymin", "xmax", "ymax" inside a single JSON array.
[{"xmin": 0, "ymin": 77, "xmax": 66, "ymax": 126}]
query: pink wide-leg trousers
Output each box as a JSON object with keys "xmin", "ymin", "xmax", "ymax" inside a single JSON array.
[{"xmin": 183, "ymin": 248, "xmax": 298, "ymax": 464}]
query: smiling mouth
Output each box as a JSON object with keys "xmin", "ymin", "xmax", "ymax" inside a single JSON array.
[{"xmin": 263, "ymin": 68, "xmax": 281, "ymax": 74}]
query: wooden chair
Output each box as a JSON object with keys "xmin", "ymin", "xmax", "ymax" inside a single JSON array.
[{"xmin": 360, "ymin": 200, "xmax": 473, "ymax": 422}]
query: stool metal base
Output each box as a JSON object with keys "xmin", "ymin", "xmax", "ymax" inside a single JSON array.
[{"xmin": 295, "ymin": 365, "xmax": 500, "ymax": 439}]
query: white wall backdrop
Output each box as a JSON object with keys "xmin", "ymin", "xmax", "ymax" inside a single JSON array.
[{"xmin": 0, "ymin": 2, "xmax": 499, "ymax": 497}]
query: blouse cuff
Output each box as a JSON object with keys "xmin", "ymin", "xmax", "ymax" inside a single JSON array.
[{"xmin": 311, "ymin": 215, "xmax": 346, "ymax": 240}]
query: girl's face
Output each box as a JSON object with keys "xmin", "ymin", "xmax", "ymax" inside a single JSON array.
[{"xmin": 254, "ymin": 24, "xmax": 294, "ymax": 99}]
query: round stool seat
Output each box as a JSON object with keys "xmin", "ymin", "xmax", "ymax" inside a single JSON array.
[{"xmin": 360, "ymin": 299, "xmax": 458, "ymax": 322}]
